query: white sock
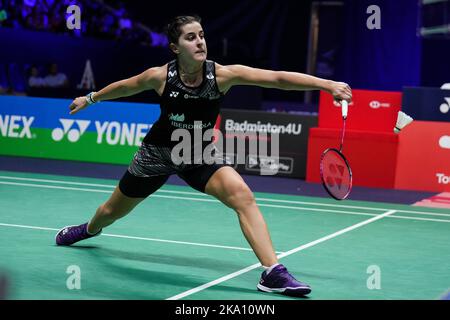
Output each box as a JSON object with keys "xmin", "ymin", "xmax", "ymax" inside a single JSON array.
[
  {"xmin": 86, "ymin": 224, "xmax": 95, "ymax": 236},
  {"xmin": 263, "ymin": 263, "xmax": 280, "ymax": 275},
  {"xmin": 86, "ymin": 221, "xmax": 99, "ymax": 236}
]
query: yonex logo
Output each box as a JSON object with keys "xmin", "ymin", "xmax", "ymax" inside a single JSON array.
[
  {"xmin": 206, "ymin": 72, "xmax": 214, "ymax": 80},
  {"xmin": 326, "ymin": 163, "xmax": 346, "ymax": 189},
  {"xmin": 170, "ymin": 91, "xmax": 179, "ymax": 98},
  {"xmin": 52, "ymin": 119, "xmax": 90, "ymax": 142},
  {"xmin": 0, "ymin": 114, "xmax": 34, "ymax": 139},
  {"xmin": 168, "ymin": 70, "xmax": 177, "ymax": 78},
  {"xmin": 95, "ymin": 121, "xmax": 152, "ymax": 146},
  {"xmin": 440, "ymin": 98, "xmax": 450, "ymax": 114}
]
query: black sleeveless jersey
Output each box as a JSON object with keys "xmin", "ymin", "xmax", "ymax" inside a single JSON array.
[{"xmin": 143, "ymin": 59, "xmax": 224, "ymax": 147}]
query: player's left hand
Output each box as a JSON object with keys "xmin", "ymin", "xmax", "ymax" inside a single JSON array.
[{"xmin": 69, "ymin": 96, "xmax": 89, "ymax": 115}]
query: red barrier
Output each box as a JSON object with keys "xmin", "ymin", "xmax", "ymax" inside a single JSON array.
[
  {"xmin": 308, "ymin": 90, "xmax": 450, "ymax": 192},
  {"xmin": 395, "ymin": 121, "xmax": 450, "ymax": 192},
  {"xmin": 318, "ymin": 90, "xmax": 402, "ymax": 132},
  {"xmin": 306, "ymin": 128, "xmax": 399, "ymax": 188},
  {"xmin": 307, "ymin": 89, "xmax": 402, "ymax": 188}
]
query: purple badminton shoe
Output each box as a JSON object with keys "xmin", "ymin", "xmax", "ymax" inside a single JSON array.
[
  {"xmin": 55, "ymin": 223, "xmax": 101, "ymax": 246},
  {"xmin": 257, "ymin": 264, "xmax": 311, "ymax": 297}
]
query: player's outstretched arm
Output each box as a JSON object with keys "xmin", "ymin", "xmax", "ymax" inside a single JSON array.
[
  {"xmin": 216, "ymin": 64, "xmax": 352, "ymax": 102},
  {"xmin": 68, "ymin": 66, "xmax": 165, "ymax": 115}
]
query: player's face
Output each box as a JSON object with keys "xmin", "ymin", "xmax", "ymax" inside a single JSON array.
[{"xmin": 176, "ymin": 22, "xmax": 207, "ymax": 62}]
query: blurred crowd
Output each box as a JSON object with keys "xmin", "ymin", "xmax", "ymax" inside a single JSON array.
[
  {"xmin": 0, "ymin": 62, "xmax": 69, "ymax": 95},
  {"xmin": 28, "ymin": 63, "xmax": 69, "ymax": 88},
  {"xmin": 0, "ymin": 0, "xmax": 169, "ymax": 96},
  {"xmin": 0, "ymin": 0, "xmax": 168, "ymax": 47}
]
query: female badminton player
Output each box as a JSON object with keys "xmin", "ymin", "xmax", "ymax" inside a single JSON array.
[{"xmin": 56, "ymin": 15, "xmax": 352, "ymax": 297}]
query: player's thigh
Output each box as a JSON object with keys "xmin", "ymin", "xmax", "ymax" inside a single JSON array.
[
  {"xmin": 177, "ymin": 163, "xmax": 229, "ymax": 194},
  {"xmin": 204, "ymin": 166, "xmax": 254, "ymax": 208}
]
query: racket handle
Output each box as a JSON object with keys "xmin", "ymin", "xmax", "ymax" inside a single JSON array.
[{"xmin": 341, "ymin": 100, "xmax": 348, "ymax": 119}]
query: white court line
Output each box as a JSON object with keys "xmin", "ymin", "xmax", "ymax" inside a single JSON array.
[
  {"xmin": 2, "ymin": 175, "xmax": 450, "ymax": 216},
  {"xmin": 0, "ymin": 175, "xmax": 118, "ymax": 188},
  {"xmin": 0, "ymin": 175, "xmax": 204, "ymax": 197},
  {"xmin": 1, "ymin": 180, "xmax": 450, "ymax": 223},
  {"xmin": 388, "ymin": 215, "xmax": 450, "ymax": 223},
  {"xmin": 258, "ymin": 203, "xmax": 376, "ymax": 217},
  {"xmin": 258, "ymin": 198, "xmax": 450, "ymax": 217},
  {"xmin": 0, "ymin": 223, "xmax": 57, "ymax": 232},
  {"xmin": 0, "ymin": 181, "xmax": 114, "ymax": 194},
  {"xmin": 0, "ymin": 223, "xmax": 283, "ymax": 253},
  {"xmin": 166, "ymin": 210, "xmax": 398, "ymax": 300},
  {"xmin": 0, "ymin": 181, "xmax": 217, "ymax": 202}
]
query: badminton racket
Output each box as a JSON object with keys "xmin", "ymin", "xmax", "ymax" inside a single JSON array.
[{"xmin": 320, "ymin": 100, "xmax": 353, "ymax": 200}]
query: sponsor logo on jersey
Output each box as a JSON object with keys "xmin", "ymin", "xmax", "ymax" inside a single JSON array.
[{"xmin": 169, "ymin": 113, "xmax": 185, "ymax": 122}]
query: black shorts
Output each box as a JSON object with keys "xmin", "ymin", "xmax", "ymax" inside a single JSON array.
[{"xmin": 119, "ymin": 143, "xmax": 230, "ymax": 198}]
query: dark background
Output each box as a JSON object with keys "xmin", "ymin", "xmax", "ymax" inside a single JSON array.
[{"xmin": 0, "ymin": 0, "xmax": 449, "ymax": 111}]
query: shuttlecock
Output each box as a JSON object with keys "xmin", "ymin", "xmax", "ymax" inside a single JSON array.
[{"xmin": 394, "ymin": 111, "xmax": 413, "ymax": 134}]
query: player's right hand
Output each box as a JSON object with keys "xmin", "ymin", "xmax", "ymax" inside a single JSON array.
[
  {"xmin": 330, "ymin": 81, "xmax": 352, "ymax": 103},
  {"xmin": 69, "ymin": 96, "xmax": 88, "ymax": 115}
]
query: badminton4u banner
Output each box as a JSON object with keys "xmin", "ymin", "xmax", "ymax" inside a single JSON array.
[{"xmin": 0, "ymin": 96, "xmax": 161, "ymax": 164}]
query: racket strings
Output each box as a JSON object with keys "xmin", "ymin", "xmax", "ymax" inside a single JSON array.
[{"xmin": 320, "ymin": 149, "xmax": 352, "ymax": 200}]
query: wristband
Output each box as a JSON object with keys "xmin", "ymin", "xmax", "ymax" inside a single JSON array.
[{"xmin": 85, "ymin": 92, "xmax": 97, "ymax": 105}]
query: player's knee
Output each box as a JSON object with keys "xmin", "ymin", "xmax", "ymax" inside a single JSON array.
[{"xmin": 226, "ymin": 183, "xmax": 256, "ymax": 209}]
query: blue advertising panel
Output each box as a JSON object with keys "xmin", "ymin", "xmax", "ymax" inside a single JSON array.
[
  {"xmin": 0, "ymin": 96, "xmax": 161, "ymax": 164},
  {"xmin": 402, "ymin": 87, "xmax": 450, "ymax": 122}
]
